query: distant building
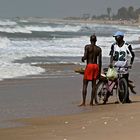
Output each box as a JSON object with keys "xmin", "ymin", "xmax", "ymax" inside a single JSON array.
[{"xmin": 82, "ymin": 14, "xmax": 90, "ymax": 20}]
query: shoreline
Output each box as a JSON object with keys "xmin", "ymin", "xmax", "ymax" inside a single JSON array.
[{"xmin": 45, "ymin": 17, "xmax": 140, "ymax": 27}]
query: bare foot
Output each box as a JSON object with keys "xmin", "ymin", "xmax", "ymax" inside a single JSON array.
[{"xmin": 78, "ymin": 103, "xmax": 86, "ymax": 107}]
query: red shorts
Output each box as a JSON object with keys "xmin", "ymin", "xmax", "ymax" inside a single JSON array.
[{"xmin": 84, "ymin": 64, "xmax": 99, "ymax": 80}]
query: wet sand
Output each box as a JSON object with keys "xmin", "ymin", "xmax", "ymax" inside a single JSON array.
[
  {"xmin": 0, "ymin": 75, "xmax": 87, "ymax": 128},
  {"xmin": 1, "ymin": 96, "xmax": 140, "ymax": 140}
]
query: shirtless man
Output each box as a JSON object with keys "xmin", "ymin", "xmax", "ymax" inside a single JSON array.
[{"xmin": 79, "ymin": 34, "xmax": 102, "ymax": 106}]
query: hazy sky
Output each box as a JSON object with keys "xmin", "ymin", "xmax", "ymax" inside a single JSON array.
[{"xmin": 0, "ymin": 0, "xmax": 140, "ymax": 18}]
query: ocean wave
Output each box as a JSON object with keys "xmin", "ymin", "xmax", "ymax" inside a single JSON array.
[
  {"xmin": 0, "ymin": 19, "xmax": 17, "ymax": 26},
  {"xmin": 25, "ymin": 24, "xmax": 81, "ymax": 32},
  {"xmin": 0, "ymin": 37, "xmax": 11, "ymax": 48},
  {"xmin": 0, "ymin": 62, "xmax": 45, "ymax": 80},
  {"xmin": 0, "ymin": 26, "xmax": 32, "ymax": 34}
]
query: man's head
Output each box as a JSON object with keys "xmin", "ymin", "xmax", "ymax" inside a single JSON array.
[
  {"xmin": 113, "ymin": 31, "xmax": 124, "ymax": 43},
  {"xmin": 90, "ymin": 34, "xmax": 97, "ymax": 43}
]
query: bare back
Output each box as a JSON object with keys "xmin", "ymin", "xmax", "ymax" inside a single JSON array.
[{"xmin": 84, "ymin": 44, "xmax": 101, "ymax": 64}]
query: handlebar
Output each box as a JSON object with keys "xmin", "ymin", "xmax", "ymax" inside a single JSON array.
[
  {"xmin": 103, "ymin": 65, "xmax": 131, "ymax": 75},
  {"xmin": 113, "ymin": 66, "xmax": 131, "ymax": 75},
  {"xmin": 114, "ymin": 65, "xmax": 131, "ymax": 69}
]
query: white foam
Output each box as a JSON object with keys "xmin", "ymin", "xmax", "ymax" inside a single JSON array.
[
  {"xmin": 0, "ymin": 26, "xmax": 32, "ymax": 33},
  {"xmin": 0, "ymin": 37, "xmax": 11, "ymax": 48},
  {"xmin": 0, "ymin": 63, "xmax": 45, "ymax": 79},
  {"xmin": 0, "ymin": 19, "xmax": 17, "ymax": 26},
  {"xmin": 25, "ymin": 25, "xmax": 81, "ymax": 32},
  {"xmin": 0, "ymin": 37, "xmax": 45, "ymax": 80}
]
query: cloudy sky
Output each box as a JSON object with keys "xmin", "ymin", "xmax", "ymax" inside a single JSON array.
[{"xmin": 0, "ymin": 0, "xmax": 140, "ymax": 18}]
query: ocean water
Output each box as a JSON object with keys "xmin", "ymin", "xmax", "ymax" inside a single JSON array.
[{"xmin": 0, "ymin": 17, "xmax": 140, "ymax": 80}]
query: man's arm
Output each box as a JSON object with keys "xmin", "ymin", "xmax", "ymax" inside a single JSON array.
[
  {"xmin": 128, "ymin": 45, "xmax": 135, "ymax": 65},
  {"xmin": 81, "ymin": 45, "xmax": 88, "ymax": 62},
  {"xmin": 109, "ymin": 44, "xmax": 114, "ymax": 66},
  {"xmin": 98, "ymin": 49, "xmax": 102, "ymax": 76}
]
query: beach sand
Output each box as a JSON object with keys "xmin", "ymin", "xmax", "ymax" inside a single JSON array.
[
  {"xmin": 0, "ymin": 53, "xmax": 140, "ymax": 139},
  {"xmin": 1, "ymin": 96, "xmax": 140, "ymax": 140}
]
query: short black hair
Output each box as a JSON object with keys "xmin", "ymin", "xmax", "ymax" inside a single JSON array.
[{"xmin": 90, "ymin": 34, "xmax": 97, "ymax": 42}]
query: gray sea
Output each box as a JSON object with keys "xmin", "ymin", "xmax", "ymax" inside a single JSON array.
[{"xmin": 0, "ymin": 17, "xmax": 140, "ymax": 80}]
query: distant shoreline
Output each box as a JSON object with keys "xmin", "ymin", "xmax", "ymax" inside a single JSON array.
[
  {"xmin": 17, "ymin": 16, "xmax": 140, "ymax": 27},
  {"xmin": 45, "ymin": 18, "xmax": 140, "ymax": 27}
]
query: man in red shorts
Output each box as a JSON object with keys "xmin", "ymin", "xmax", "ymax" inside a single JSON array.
[{"xmin": 79, "ymin": 34, "xmax": 102, "ymax": 106}]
